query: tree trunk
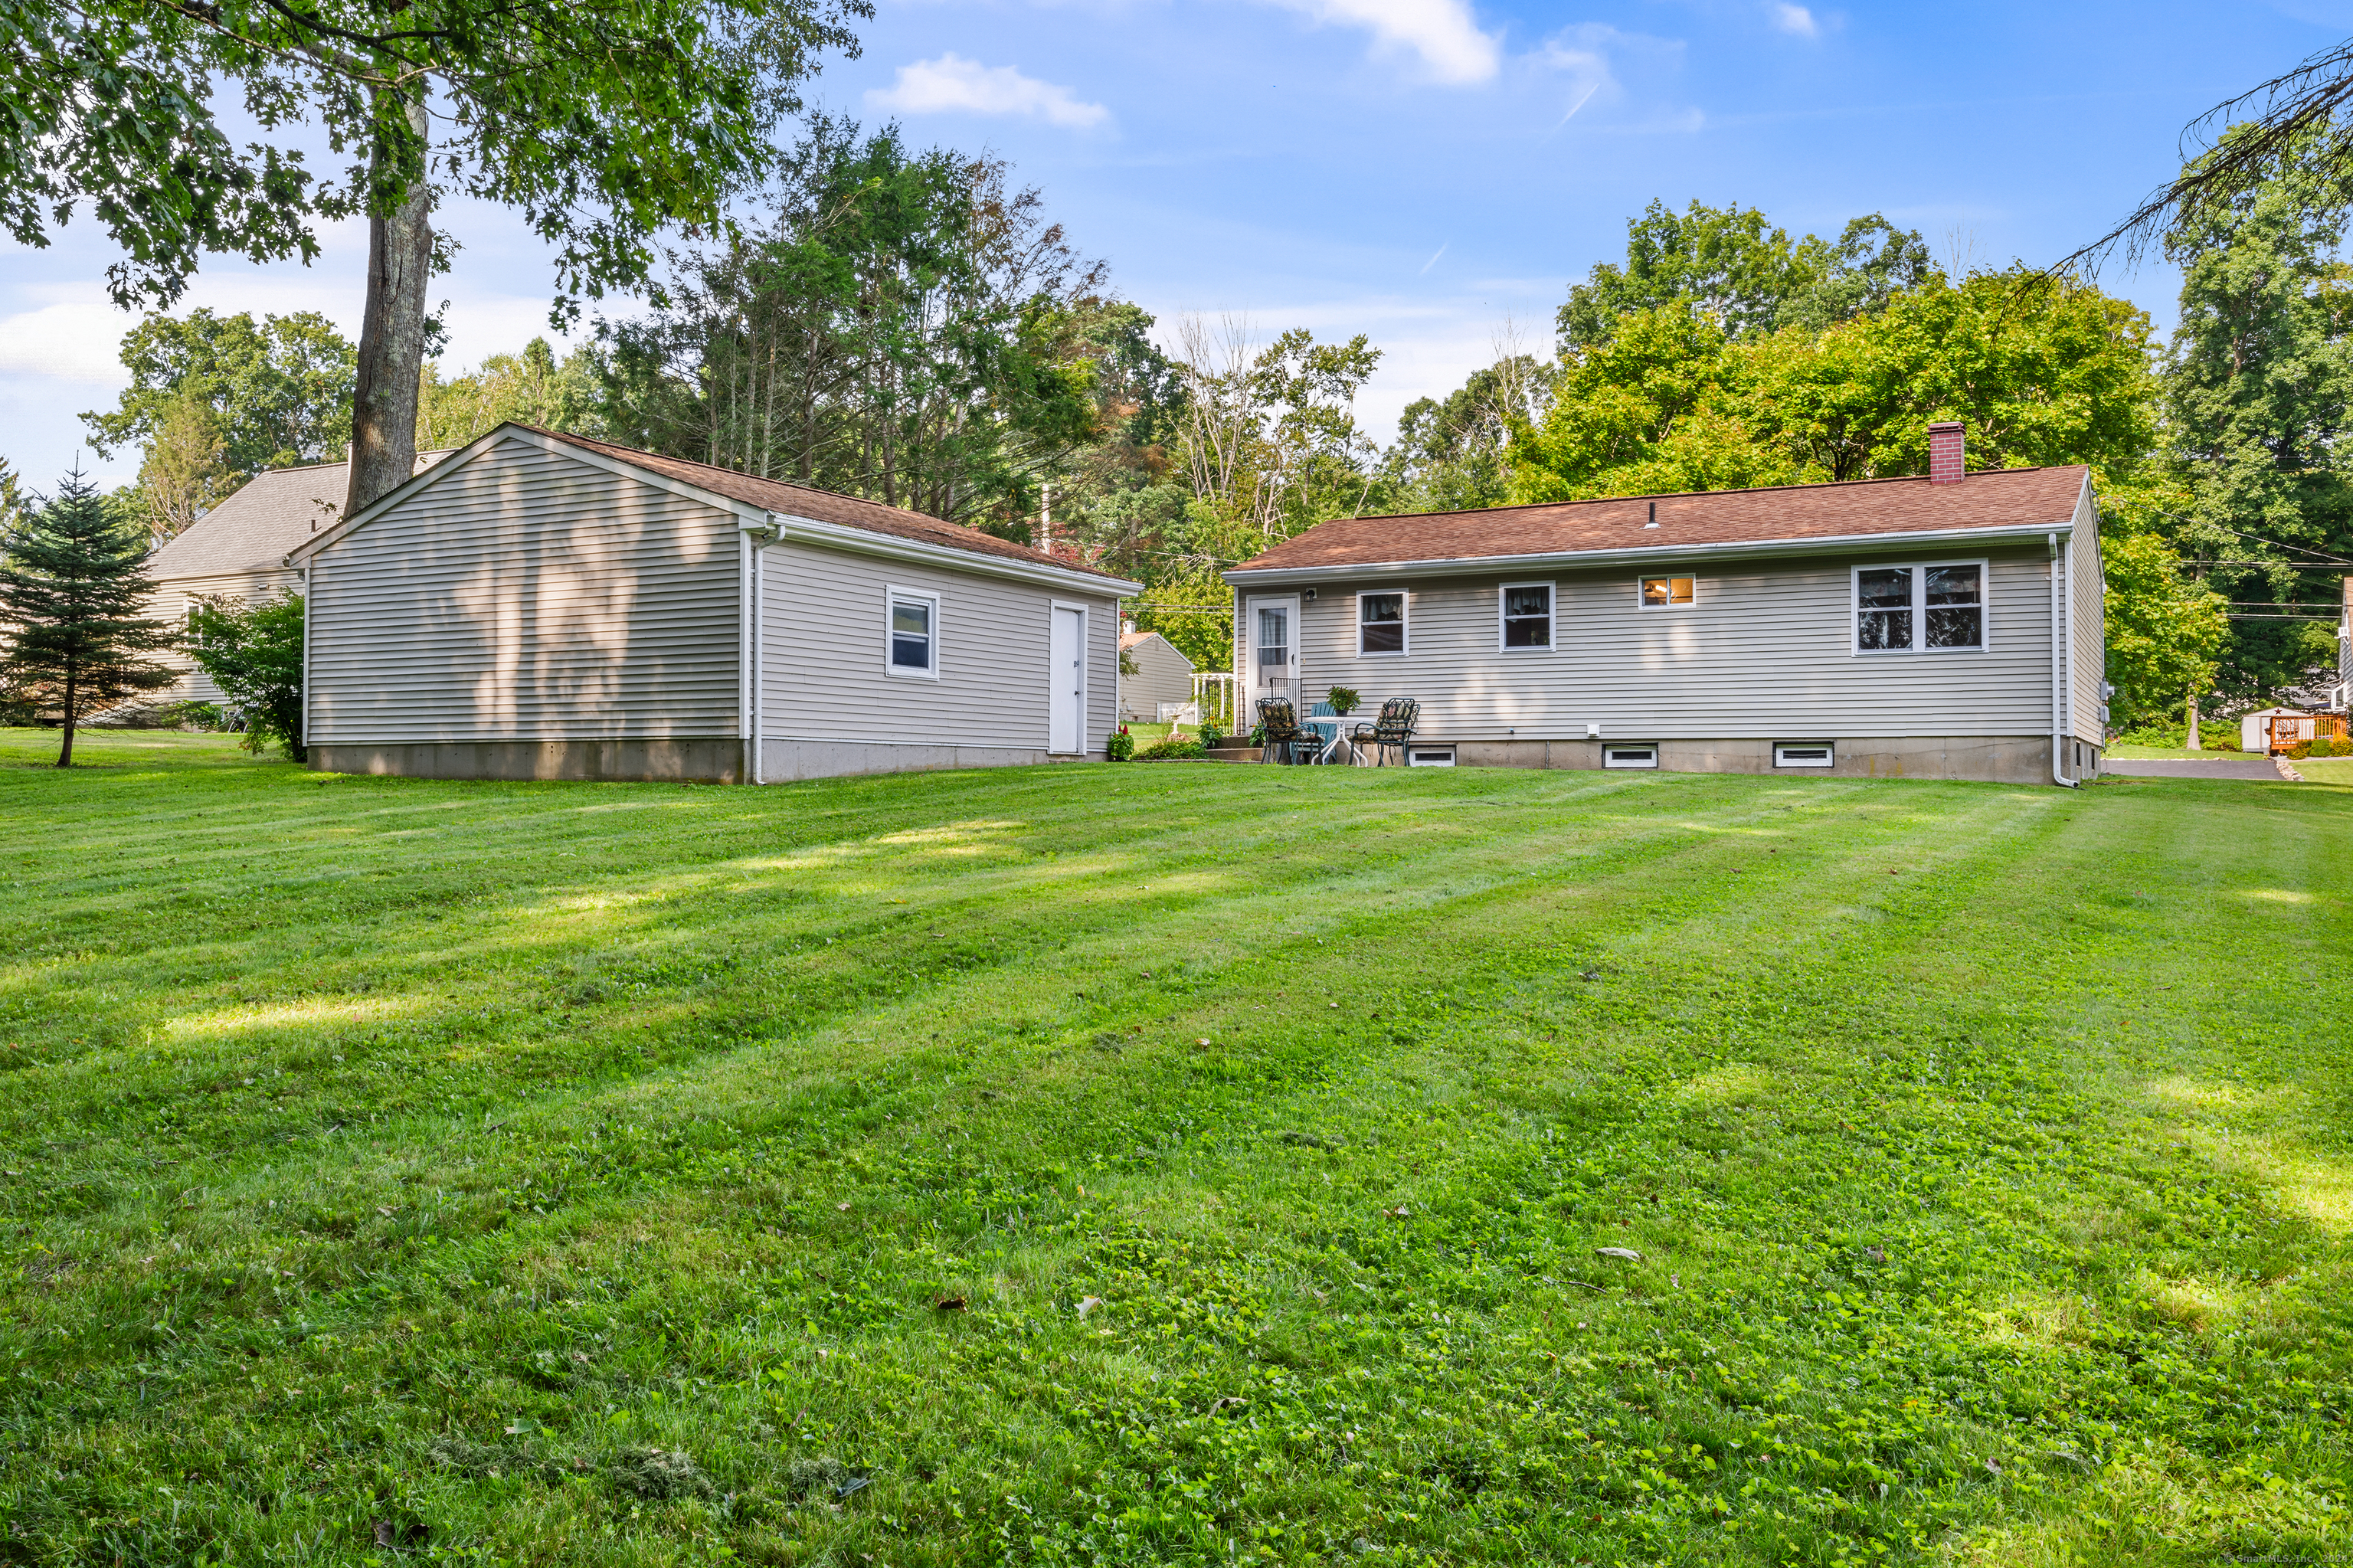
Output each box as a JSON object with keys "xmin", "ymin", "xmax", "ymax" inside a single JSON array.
[
  {"xmin": 56, "ymin": 669, "xmax": 76, "ymax": 768},
  {"xmin": 345, "ymin": 96, "xmax": 434, "ymax": 521},
  {"xmin": 2185, "ymin": 693, "xmax": 2202, "ymax": 750}
]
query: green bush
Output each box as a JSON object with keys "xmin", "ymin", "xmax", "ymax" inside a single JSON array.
[
  {"xmin": 188, "ymin": 594, "xmax": 306, "ymax": 759},
  {"xmin": 165, "ymin": 700, "xmax": 230, "ymax": 731},
  {"xmin": 1199, "ymin": 722, "xmax": 1226, "ymax": 750},
  {"xmin": 2311, "ymin": 735, "xmax": 2340, "ymax": 758},
  {"xmin": 1105, "ymin": 727, "xmax": 1135, "ymax": 762},
  {"xmin": 1137, "ymin": 737, "xmax": 1205, "ymax": 761}
]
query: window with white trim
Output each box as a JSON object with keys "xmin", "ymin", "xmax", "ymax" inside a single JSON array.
[
  {"xmin": 1358, "ymin": 591, "xmax": 1406, "ymax": 655},
  {"xmin": 1854, "ymin": 561, "xmax": 1984, "ymax": 653},
  {"xmin": 886, "ymin": 588, "xmax": 939, "ymax": 676},
  {"xmin": 1499, "ymin": 581, "xmax": 1553, "ymax": 649},
  {"xmin": 1640, "ymin": 575, "xmax": 1694, "ymax": 607}
]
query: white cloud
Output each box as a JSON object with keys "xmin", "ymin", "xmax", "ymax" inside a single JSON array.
[
  {"xmin": 1263, "ymin": 0, "xmax": 1500, "ymax": 87},
  {"xmin": 866, "ymin": 54, "xmax": 1111, "ymax": 129},
  {"xmin": 0, "ymin": 292, "xmax": 133, "ymax": 382},
  {"xmin": 1772, "ymin": 4, "xmax": 1818, "ymax": 38}
]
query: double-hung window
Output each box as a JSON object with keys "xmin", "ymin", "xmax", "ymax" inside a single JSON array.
[
  {"xmin": 1854, "ymin": 561, "xmax": 1985, "ymax": 653},
  {"xmin": 1358, "ymin": 591, "xmax": 1406, "ymax": 655},
  {"xmin": 1499, "ymin": 582, "xmax": 1553, "ymax": 649},
  {"xmin": 887, "ymin": 588, "xmax": 939, "ymax": 677}
]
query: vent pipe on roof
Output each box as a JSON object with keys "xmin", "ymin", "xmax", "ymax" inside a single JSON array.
[
  {"xmin": 1644, "ymin": 501, "xmax": 1658, "ymax": 529},
  {"xmin": 1929, "ymin": 422, "xmax": 1965, "ymax": 483}
]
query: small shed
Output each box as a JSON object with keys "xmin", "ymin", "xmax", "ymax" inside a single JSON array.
[
  {"xmin": 286, "ymin": 424, "xmax": 1142, "ymax": 783},
  {"xmin": 1118, "ymin": 624, "xmax": 1197, "ymax": 722},
  {"xmin": 2240, "ymin": 707, "xmax": 2312, "ymax": 753}
]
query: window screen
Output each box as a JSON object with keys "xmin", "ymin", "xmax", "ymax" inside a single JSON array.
[
  {"xmin": 1501, "ymin": 584, "xmax": 1552, "ymax": 647},
  {"xmin": 1856, "ymin": 568, "xmax": 1913, "ymax": 650},
  {"xmin": 1360, "ymin": 593, "xmax": 1406, "ymax": 654},
  {"xmin": 1924, "ymin": 564, "xmax": 1984, "ymax": 648},
  {"xmin": 889, "ymin": 595, "xmax": 934, "ymax": 673}
]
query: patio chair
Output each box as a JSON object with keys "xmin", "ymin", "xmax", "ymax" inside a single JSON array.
[
  {"xmin": 1255, "ymin": 697, "xmax": 1325, "ymax": 765},
  {"xmin": 1352, "ymin": 698, "xmax": 1421, "ymax": 766}
]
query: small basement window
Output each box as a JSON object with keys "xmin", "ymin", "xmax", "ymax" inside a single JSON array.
[
  {"xmin": 887, "ymin": 588, "xmax": 938, "ymax": 676},
  {"xmin": 1773, "ymin": 741, "xmax": 1834, "ymax": 769},
  {"xmin": 1602, "ymin": 743, "xmax": 1659, "ymax": 769},
  {"xmin": 1855, "ymin": 561, "xmax": 1985, "ymax": 653},
  {"xmin": 1406, "ymin": 746, "xmax": 1455, "ymax": 768},
  {"xmin": 1640, "ymin": 575, "xmax": 1694, "ymax": 607},
  {"xmin": 1499, "ymin": 582, "xmax": 1553, "ymax": 649},
  {"xmin": 1359, "ymin": 591, "xmax": 1407, "ymax": 655}
]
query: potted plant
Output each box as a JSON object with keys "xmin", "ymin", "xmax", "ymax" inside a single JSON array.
[
  {"xmin": 1326, "ymin": 686, "xmax": 1362, "ymax": 718},
  {"xmin": 1106, "ymin": 725, "xmax": 1135, "ymax": 761}
]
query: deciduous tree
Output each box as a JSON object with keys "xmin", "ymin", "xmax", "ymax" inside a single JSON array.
[
  {"xmin": 5, "ymin": 0, "xmax": 869, "ymax": 523},
  {"xmin": 82, "ymin": 309, "xmax": 355, "ymax": 477},
  {"xmin": 188, "ymin": 595, "xmax": 309, "ymax": 760}
]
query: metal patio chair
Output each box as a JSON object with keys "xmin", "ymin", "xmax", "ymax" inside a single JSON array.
[
  {"xmin": 1255, "ymin": 697, "xmax": 1325, "ymax": 765},
  {"xmin": 1352, "ymin": 698, "xmax": 1421, "ymax": 767}
]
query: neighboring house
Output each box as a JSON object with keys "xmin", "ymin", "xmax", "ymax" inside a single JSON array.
[
  {"xmin": 1223, "ymin": 424, "xmax": 2105, "ymax": 785},
  {"xmin": 285, "ymin": 424, "xmax": 1141, "ymax": 783},
  {"xmin": 145, "ymin": 454, "xmax": 449, "ymax": 704},
  {"xmin": 1118, "ymin": 624, "xmax": 1196, "ymax": 722}
]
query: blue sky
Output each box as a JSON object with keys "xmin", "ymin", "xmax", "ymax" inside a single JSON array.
[{"xmin": 7, "ymin": 0, "xmax": 2353, "ymax": 490}]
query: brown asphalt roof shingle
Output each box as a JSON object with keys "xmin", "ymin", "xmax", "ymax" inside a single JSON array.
[
  {"xmin": 1227, "ymin": 465, "xmax": 2091, "ymax": 575},
  {"xmin": 532, "ymin": 427, "xmax": 1131, "ymax": 585}
]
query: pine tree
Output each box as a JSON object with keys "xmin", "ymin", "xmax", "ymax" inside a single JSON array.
[{"xmin": 0, "ymin": 465, "xmax": 180, "ymax": 766}]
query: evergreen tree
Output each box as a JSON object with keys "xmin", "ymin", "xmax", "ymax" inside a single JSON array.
[{"xmin": 0, "ymin": 466, "xmax": 179, "ymax": 766}]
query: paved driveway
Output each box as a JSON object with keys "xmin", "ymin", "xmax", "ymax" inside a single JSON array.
[{"xmin": 2104, "ymin": 758, "xmax": 2284, "ymax": 780}]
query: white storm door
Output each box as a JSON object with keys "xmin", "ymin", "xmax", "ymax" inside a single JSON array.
[
  {"xmin": 1049, "ymin": 604, "xmax": 1086, "ymax": 753},
  {"xmin": 1248, "ymin": 594, "xmax": 1301, "ymax": 716}
]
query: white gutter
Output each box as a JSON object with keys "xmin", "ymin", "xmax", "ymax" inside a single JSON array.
[
  {"xmin": 779, "ymin": 512, "xmax": 1141, "ymax": 597},
  {"xmin": 1222, "ymin": 520, "xmax": 2080, "ymax": 585},
  {"xmin": 2050, "ymin": 531, "xmax": 2076, "ymax": 788}
]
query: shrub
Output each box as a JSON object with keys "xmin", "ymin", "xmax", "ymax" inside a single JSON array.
[
  {"xmin": 2311, "ymin": 735, "xmax": 2339, "ymax": 758},
  {"xmin": 1137, "ymin": 737, "xmax": 1205, "ymax": 761},
  {"xmin": 188, "ymin": 594, "xmax": 306, "ymax": 760},
  {"xmin": 166, "ymin": 700, "xmax": 229, "ymax": 731},
  {"xmin": 1199, "ymin": 722, "xmax": 1226, "ymax": 749},
  {"xmin": 2287, "ymin": 741, "xmax": 2312, "ymax": 759},
  {"xmin": 1106, "ymin": 726, "xmax": 1135, "ymax": 762}
]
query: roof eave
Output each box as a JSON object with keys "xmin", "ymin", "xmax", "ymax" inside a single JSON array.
[
  {"xmin": 1221, "ymin": 519, "xmax": 2078, "ymax": 585},
  {"xmin": 765, "ymin": 510, "xmax": 1142, "ymax": 596}
]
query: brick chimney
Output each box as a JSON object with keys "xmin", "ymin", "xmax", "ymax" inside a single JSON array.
[{"xmin": 1929, "ymin": 421, "xmax": 1965, "ymax": 483}]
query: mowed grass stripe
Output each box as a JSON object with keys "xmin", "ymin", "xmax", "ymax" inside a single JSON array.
[{"xmin": 2, "ymin": 732, "xmax": 2348, "ymax": 1566}]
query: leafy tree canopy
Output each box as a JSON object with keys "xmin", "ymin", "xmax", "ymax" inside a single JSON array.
[
  {"xmin": 188, "ymin": 594, "xmax": 308, "ymax": 761},
  {"xmin": 82, "ymin": 308, "xmax": 355, "ymax": 476},
  {"xmin": 1557, "ymin": 201, "xmax": 1932, "ymax": 357},
  {"xmin": 2, "ymin": 0, "xmax": 869, "ymax": 313}
]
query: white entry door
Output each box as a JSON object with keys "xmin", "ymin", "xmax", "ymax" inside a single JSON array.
[
  {"xmin": 1049, "ymin": 604, "xmax": 1086, "ymax": 753},
  {"xmin": 1247, "ymin": 594, "xmax": 1301, "ymax": 724}
]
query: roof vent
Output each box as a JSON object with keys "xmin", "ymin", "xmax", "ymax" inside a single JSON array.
[
  {"xmin": 1644, "ymin": 500, "xmax": 1658, "ymax": 529},
  {"xmin": 1929, "ymin": 422, "xmax": 1965, "ymax": 484}
]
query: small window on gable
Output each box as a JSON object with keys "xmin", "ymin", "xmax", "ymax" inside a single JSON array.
[
  {"xmin": 1641, "ymin": 575, "xmax": 1694, "ymax": 607},
  {"xmin": 1855, "ymin": 561, "xmax": 1984, "ymax": 653},
  {"xmin": 1500, "ymin": 582, "xmax": 1553, "ymax": 649},
  {"xmin": 888, "ymin": 588, "xmax": 938, "ymax": 676},
  {"xmin": 1359, "ymin": 591, "xmax": 1406, "ymax": 655}
]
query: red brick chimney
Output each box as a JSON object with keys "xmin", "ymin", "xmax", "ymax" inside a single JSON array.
[{"xmin": 1929, "ymin": 421, "xmax": 1965, "ymax": 483}]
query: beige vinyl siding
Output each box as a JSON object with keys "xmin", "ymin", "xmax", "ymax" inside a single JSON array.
[
  {"xmin": 1119, "ymin": 634, "xmax": 1196, "ymax": 720},
  {"xmin": 758, "ymin": 538, "xmax": 1120, "ymax": 752},
  {"xmin": 147, "ymin": 568, "xmax": 302, "ymax": 702},
  {"xmin": 2070, "ymin": 486, "xmax": 2106, "ymax": 745},
  {"xmin": 1286, "ymin": 545, "xmax": 2060, "ymax": 740},
  {"xmin": 306, "ymin": 437, "xmax": 741, "ymax": 743}
]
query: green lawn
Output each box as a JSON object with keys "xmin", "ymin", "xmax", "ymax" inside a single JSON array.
[
  {"xmin": 2103, "ymin": 746, "xmax": 2252, "ymax": 761},
  {"xmin": 3, "ymin": 732, "xmax": 2349, "ymax": 1566}
]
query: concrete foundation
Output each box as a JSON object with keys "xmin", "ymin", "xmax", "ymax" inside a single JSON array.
[
  {"xmin": 1426, "ymin": 735, "xmax": 2096, "ymax": 784},
  {"xmin": 1210, "ymin": 735, "xmax": 2102, "ymax": 784},
  {"xmin": 757, "ymin": 739, "xmax": 1100, "ymax": 781},
  {"xmin": 309, "ymin": 738, "xmax": 1106, "ymax": 784},
  {"xmin": 311, "ymin": 739, "xmax": 746, "ymax": 783}
]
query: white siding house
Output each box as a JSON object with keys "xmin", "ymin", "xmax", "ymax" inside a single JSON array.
[
  {"xmin": 1226, "ymin": 427, "xmax": 2104, "ymax": 785},
  {"xmin": 1118, "ymin": 628, "xmax": 1197, "ymax": 722},
  {"xmin": 287, "ymin": 425, "xmax": 1139, "ymax": 783}
]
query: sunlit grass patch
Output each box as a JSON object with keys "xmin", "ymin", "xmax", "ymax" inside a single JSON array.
[{"xmin": 0, "ymin": 730, "xmax": 2348, "ymax": 1565}]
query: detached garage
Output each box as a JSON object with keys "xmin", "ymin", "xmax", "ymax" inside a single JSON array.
[{"xmin": 287, "ymin": 424, "xmax": 1141, "ymax": 783}]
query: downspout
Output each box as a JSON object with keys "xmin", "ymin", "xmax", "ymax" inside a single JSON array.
[
  {"xmin": 748, "ymin": 512, "xmax": 781, "ymax": 785},
  {"xmin": 2050, "ymin": 532, "xmax": 2076, "ymax": 788}
]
